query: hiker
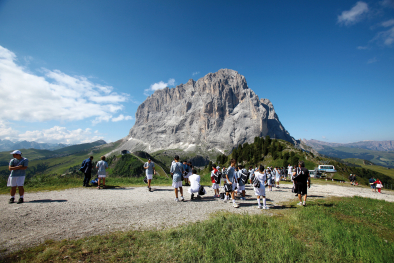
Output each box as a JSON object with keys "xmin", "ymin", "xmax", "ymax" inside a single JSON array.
[
  {"xmin": 288, "ymin": 164, "xmax": 293, "ymax": 180},
  {"xmin": 224, "ymin": 159, "xmax": 240, "ymax": 208},
  {"xmin": 188, "ymin": 169, "xmax": 206, "ymax": 200},
  {"xmin": 7, "ymin": 150, "xmax": 28, "ymax": 204},
  {"xmin": 170, "ymin": 155, "xmax": 185, "ymax": 202},
  {"xmin": 375, "ymin": 179, "xmax": 383, "ymax": 194},
  {"xmin": 293, "ymin": 161, "xmax": 310, "ymax": 206},
  {"xmin": 183, "ymin": 161, "xmax": 190, "ymax": 186},
  {"xmin": 275, "ymin": 167, "xmax": 281, "ymax": 188},
  {"xmin": 248, "ymin": 166, "xmax": 255, "ymax": 186},
  {"xmin": 253, "ymin": 165, "xmax": 268, "ymax": 209},
  {"xmin": 236, "ymin": 166, "xmax": 246, "ymax": 200},
  {"xmin": 369, "ymin": 177, "xmax": 376, "ymax": 192},
  {"xmin": 96, "ymin": 156, "xmax": 109, "ymax": 189},
  {"xmin": 80, "ymin": 156, "xmax": 93, "ymax": 187},
  {"xmin": 266, "ymin": 169, "xmax": 273, "ymax": 191},
  {"xmin": 211, "ymin": 164, "xmax": 220, "ymax": 197},
  {"xmin": 143, "ymin": 158, "xmax": 156, "ymax": 191}
]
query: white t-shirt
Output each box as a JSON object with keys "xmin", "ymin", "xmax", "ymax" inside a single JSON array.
[
  {"xmin": 189, "ymin": 173, "xmax": 201, "ymax": 192},
  {"xmin": 96, "ymin": 160, "xmax": 108, "ymax": 176}
]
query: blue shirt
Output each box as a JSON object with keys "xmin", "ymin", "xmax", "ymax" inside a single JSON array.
[
  {"xmin": 226, "ymin": 166, "xmax": 236, "ymax": 183},
  {"xmin": 170, "ymin": 162, "xmax": 185, "ymax": 182},
  {"xmin": 96, "ymin": 160, "xmax": 108, "ymax": 175},
  {"xmin": 144, "ymin": 162, "xmax": 155, "ymax": 174},
  {"xmin": 9, "ymin": 158, "xmax": 29, "ymax": 177}
]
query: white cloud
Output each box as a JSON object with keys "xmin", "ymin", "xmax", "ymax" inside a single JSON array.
[
  {"xmin": 381, "ymin": 0, "xmax": 394, "ymax": 8},
  {"xmin": 144, "ymin": 78, "xmax": 176, "ymax": 96},
  {"xmin": 357, "ymin": 45, "xmax": 368, "ymax": 50},
  {"xmin": 322, "ymin": 136, "xmax": 326, "ymax": 139},
  {"xmin": 371, "ymin": 26, "xmax": 394, "ymax": 46},
  {"xmin": 0, "ymin": 121, "xmax": 103, "ymax": 144},
  {"xmin": 382, "ymin": 19, "xmax": 394, "ymax": 27},
  {"xmin": 18, "ymin": 126, "xmax": 104, "ymax": 144},
  {"xmin": 0, "ymin": 45, "xmax": 133, "ymax": 124},
  {"xmin": 112, "ymin": 114, "xmax": 133, "ymax": 122},
  {"xmin": 367, "ymin": 57, "xmax": 378, "ymax": 64},
  {"xmin": 192, "ymin": 71, "xmax": 200, "ymax": 76},
  {"xmin": 338, "ymin": 2, "xmax": 369, "ymax": 26}
]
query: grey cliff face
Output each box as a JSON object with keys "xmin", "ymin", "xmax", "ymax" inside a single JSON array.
[{"xmin": 122, "ymin": 69, "xmax": 294, "ymax": 153}]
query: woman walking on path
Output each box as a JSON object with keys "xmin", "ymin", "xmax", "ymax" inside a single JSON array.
[
  {"xmin": 375, "ymin": 179, "xmax": 383, "ymax": 194},
  {"xmin": 170, "ymin": 155, "xmax": 185, "ymax": 202},
  {"xmin": 254, "ymin": 165, "xmax": 268, "ymax": 209}
]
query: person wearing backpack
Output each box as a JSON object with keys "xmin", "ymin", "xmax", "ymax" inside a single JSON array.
[
  {"xmin": 369, "ymin": 177, "xmax": 376, "ymax": 192},
  {"xmin": 96, "ymin": 156, "xmax": 109, "ymax": 189},
  {"xmin": 254, "ymin": 165, "xmax": 268, "ymax": 209},
  {"xmin": 375, "ymin": 179, "xmax": 383, "ymax": 194},
  {"xmin": 293, "ymin": 161, "xmax": 310, "ymax": 206},
  {"xmin": 224, "ymin": 159, "xmax": 239, "ymax": 208},
  {"xmin": 236, "ymin": 166, "xmax": 246, "ymax": 200},
  {"xmin": 170, "ymin": 155, "xmax": 185, "ymax": 202},
  {"xmin": 182, "ymin": 161, "xmax": 190, "ymax": 186},
  {"xmin": 7, "ymin": 150, "xmax": 28, "ymax": 204},
  {"xmin": 211, "ymin": 164, "xmax": 220, "ymax": 197},
  {"xmin": 80, "ymin": 156, "xmax": 94, "ymax": 187}
]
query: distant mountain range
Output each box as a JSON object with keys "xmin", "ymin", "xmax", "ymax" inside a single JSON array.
[
  {"xmin": 0, "ymin": 139, "xmax": 69, "ymax": 152},
  {"xmin": 303, "ymin": 139, "xmax": 394, "ymax": 168},
  {"xmin": 303, "ymin": 139, "xmax": 394, "ymax": 152}
]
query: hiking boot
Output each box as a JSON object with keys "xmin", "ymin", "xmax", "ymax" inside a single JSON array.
[
  {"xmin": 263, "ymin": 206, "xmax": 269, "ymax": 210},
  {"xmin": 258, "ymin": 205, "xmax": 262, "ymax": 209},
  {"xmin": 180, "ymin": 196, "xmax": 185, "ymax": 202},
  {"xmin": 174, "ymin": 198, "xmax": 179, "ymax": 202},
  {"xmin": 303, "ymin": 202, "xmax": 306, "ymax": 207},
  {"xmin": 148, "ymin": 187, "xmax": 151, "ymax": 192},
  {"xmin": 17, "ymin": 198, "xmax": 24, "ymax": 204},
  {"xmin": 297, "ymin": 202, "xmax": 303, "ymax": 206},
  {"xmin": 233, "ymin": 202, "xmax": 240, "ymax": 208},
  {"xmin": 9, "ymin": 198, "xmax": 14, "ymax": 204},
  {"xmin": 191, "ymin": 193, "xmax": 194, "ymax": 200}
]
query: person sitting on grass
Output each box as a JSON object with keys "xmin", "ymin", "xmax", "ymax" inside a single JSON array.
[
  {"xmin": 170, "ymin": 155, "xmax": 185, "ymax": 202},
  {"xmin": 211, "ymin": 164, "xmax": 220, "ymax": 198},
  {"xmin": 96, "ymin": 156, "xmax": 109, "ymax": 189},
  {"xmin": 188, "ymin": 169, "xmax": 206, "ymax": 200},
  {"xmin": 253, "ymin": 165, "xmax": 268, "ymax": 209}
]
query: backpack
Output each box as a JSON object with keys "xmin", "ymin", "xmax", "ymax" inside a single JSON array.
[
  {"xmin": 253, "ymin": 177, "xmax": 260, "ymax": 188},
  {"xmin": 198, "ymin": 186, "xmax": 206, "ymax": 196},
  {"xmin": 143, "ymin": 176, "xmax": 148, "ymax": 184},
  {"xmin": 214, "ymin": 173, "xmax": 221, "ymax": 184},
  {"xmin": 224, "ymin": 183, "xmax": 232, "ymax": 192},
  {"xmin": 221, "ymin": 169, "xmax": 227, "ymax": 178},
  {"xmin": 241, "ymin": 172, "xmax": 249, "ymax": 184}
]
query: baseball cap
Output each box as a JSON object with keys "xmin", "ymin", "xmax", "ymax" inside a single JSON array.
[{"xmin": 10, "ymin": 150, "xmax": 22, "ymax": 155}]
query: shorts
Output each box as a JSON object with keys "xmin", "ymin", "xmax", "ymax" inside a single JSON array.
[
  {"xmin": 254, "ymin": 187, "xmax": 265, "ymax": 196},
  {"xmin": 146, "ymin": 174, "xmax": 153, "ymax": 180},
  {"xmin": 237, "ymin": 184, "xmax": 245, "ymax": 191},
  {"xmin": 275, "ymin": 178, "xmax": 280, "ymax": 182},
  {"xmin": 370, "ymin": 184, "xmax": 376, "ymax": 189},
  {"xmin": 98, "ymin": 174, "xmax": 106, "ymax": 178},
  {"xmin": 7, "ymin": 176, "xmax": 25, "ymax": 187},
  {"xmin": 297, "ymin": 183, "xmax": 307, "ymax": 195},
  {"xmin": 184, "ymin": 172, "xmax": 191, "ymax": 179},
  {"xmin": 172, "ymin": 181, "xmax": 183, "ymax": 188},
  {"xmin": 212, "ymin": 183, "xmax": 220, "ymax": 189}
]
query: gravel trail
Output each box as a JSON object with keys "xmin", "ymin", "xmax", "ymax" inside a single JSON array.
[{"xmin": 1, "ymin": 183, "xmax": 393, "ymax": 254}]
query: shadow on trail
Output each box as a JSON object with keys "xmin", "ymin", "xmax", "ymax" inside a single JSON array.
[
  {"xmin": 28, "ymin": 199, "xmax": 67, "ymax": 203},
  {"xmin": 151, "ymin": 188, "xmax": 173, "ymax": 192},
  {"xmin": 308, "ymin": 195, "xmax": 325, "ymax": 198}
]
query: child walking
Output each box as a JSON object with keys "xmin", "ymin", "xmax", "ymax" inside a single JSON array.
[{"xmin": 254, "ymin": 165, "xmax": 268, "ymax": 209}]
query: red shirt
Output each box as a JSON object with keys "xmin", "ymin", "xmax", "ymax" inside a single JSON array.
[{"xmin": 211, "ymin": 168, "xmax": 218, "ymax": 183}]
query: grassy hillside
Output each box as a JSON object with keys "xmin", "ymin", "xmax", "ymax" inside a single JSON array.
[
  {"xmin": 344, "ymin": 158, "xmax": 394, "ymax": 179},
  {"xmin": 317, "ymin": 146, "xmax": 394, "ymax": 168}
]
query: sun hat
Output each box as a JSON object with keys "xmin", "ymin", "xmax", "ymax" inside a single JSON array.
[{"xmin": 10, "ymin": 150, "xmax": 22, "ymax": 155}]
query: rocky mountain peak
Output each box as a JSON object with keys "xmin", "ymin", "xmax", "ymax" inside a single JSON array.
[{"xmin": 118, "ymin": 69, "xmax": 294, "ymax": 154}]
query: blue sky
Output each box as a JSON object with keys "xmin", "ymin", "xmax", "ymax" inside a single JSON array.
[{"xmin": 0, "ymin": 0, "xmax": 393, "ymax": 144}]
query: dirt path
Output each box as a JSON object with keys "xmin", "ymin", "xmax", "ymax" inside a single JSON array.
[{"xmin": 1, "ymin": 182, "xmax": 393, "ymax": 255}]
